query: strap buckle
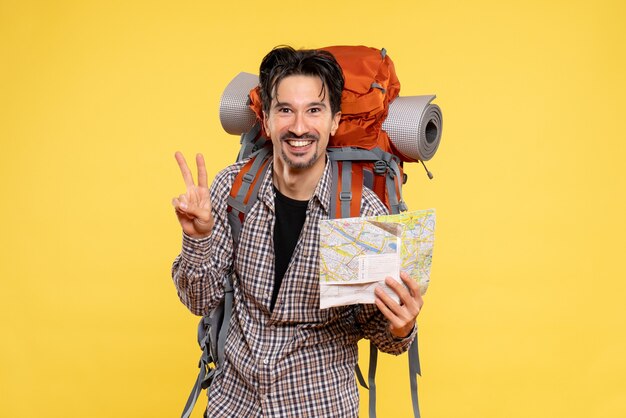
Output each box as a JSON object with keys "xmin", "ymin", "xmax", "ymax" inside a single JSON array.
[{"xmin": 374, "ymin": 160, "xmax": 387, "ymax": 175}]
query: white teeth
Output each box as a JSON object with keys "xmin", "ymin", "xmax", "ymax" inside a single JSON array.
[{"xmin": 287, "ymin": 140, "xmax": 313, "ymax": 148}]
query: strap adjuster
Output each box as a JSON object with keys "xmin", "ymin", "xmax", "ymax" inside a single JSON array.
[
  {"xmin": 242, "ymin": 172, "xmax": 255, "ymax": 183},
  {"xmin": 339, "ymin": 191, "xmax": 352, "ymax": 201}
]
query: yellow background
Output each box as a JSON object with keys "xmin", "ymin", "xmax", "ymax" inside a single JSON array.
[{"xmin": 1, "ymin": 0, "xmax": 625, "ymax": 417}]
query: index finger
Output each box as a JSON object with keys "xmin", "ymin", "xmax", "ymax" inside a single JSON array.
[
  {"xmin": 175, "ymin": 151, "xmax": 195, "ymax": 187},
  {"xmin": 196, "ymin": 153, "xmax": 208, "ymax": 188}
]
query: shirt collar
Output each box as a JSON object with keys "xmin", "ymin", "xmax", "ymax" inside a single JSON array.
[{"xmin": 312, "ymin": 156, "xmax": 332, "ymax": 215}]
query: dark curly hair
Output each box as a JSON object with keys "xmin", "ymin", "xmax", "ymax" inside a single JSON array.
[{"xmin": 258, "ymin": 46, "xmax": 344, "ymax": 116}]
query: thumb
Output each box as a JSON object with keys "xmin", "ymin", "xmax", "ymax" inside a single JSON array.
[
  {"xmin": 180, "ymin": 201, "xmax": 212, "ymax": 222},
  {"xmin": 180, "ymin": 202, "xmax": 213, "ymax": 224}
]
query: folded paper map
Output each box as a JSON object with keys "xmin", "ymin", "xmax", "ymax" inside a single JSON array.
[{"xmin": 319, "ymin": 209, "xmax": 435, "ymax": 309}]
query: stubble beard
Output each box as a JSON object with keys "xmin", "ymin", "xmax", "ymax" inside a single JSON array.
[{"xmin": 280, "ymin": 133, "xmax": 321, "ymax": 170}]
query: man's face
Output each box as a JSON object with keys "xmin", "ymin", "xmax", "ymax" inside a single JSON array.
[{"xmin": 263, "ymin": 75, "xmax": 341, "ymax": 171}]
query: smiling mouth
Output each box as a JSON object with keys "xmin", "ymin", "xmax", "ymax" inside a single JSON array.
[{"xmin": 286, "ymin": 139, "xmax": 314, "ymax": 148}]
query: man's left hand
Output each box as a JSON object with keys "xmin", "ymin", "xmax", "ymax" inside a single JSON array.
[{"xmin": 374, "ymin": 271, "xmax": 424, "ymax": 339}]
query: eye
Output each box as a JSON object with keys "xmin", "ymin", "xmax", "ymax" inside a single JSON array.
[
  {"xmin": 309, "ymin": 107, "xmax": 321, "ymax": 113},
  {"xmin": 277, "ymin": 107, "xmax": 292, "ymax": 113}
]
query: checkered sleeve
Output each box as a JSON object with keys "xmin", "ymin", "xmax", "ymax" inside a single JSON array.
[
  {"xmin": 171, "ymin": 163, "xmax": 241, "ymax": 316},
  {"xmin": 356, "ymin": 304, "xmax": 416, "ymax": 355}
]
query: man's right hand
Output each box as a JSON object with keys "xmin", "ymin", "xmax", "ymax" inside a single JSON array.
[{"xmin": 172, "ymin": 151, "xmax": 214, "ymax": 238}]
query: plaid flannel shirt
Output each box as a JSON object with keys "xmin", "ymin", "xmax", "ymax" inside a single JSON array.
[{"xmin": 172, "ymin": 157, "xmax": 416, "ymax": 417}]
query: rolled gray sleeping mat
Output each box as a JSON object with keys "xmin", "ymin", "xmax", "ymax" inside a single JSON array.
[{"xmin": 219, "ymin": 72, "xmax": 443, "ymax": 161}]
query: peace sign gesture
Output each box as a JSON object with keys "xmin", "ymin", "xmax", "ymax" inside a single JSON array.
[{"xmin": 172, "ymin": 152, "xmax": 214, "ymax": 238}]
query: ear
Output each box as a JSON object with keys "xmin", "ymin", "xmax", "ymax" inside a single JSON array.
[
  {"xmin": 330, "ymin": 111, "xmax": 341, "ymax": 136},
  {"xmin": 262, "ymin": 111, "xmax": 271, "ymax": 139}
]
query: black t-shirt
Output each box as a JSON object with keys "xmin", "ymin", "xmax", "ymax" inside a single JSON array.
[{"xmin": 271, "ymin": 187, "xmax": 308, "ymax": 311}]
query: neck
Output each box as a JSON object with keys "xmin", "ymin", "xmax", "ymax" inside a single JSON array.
[{"xmin": 272, "ymin": 155, "xmax": 325, "ymax": 200}]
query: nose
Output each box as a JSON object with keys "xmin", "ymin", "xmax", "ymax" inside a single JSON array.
[{"xmin": 289, "ymin": 112, "xmax": 308, "ymax": 137}]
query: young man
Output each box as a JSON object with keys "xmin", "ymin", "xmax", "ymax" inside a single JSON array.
[{"xmin": 171, "ymin": 47, "xmax": 423, "ymax": 417}]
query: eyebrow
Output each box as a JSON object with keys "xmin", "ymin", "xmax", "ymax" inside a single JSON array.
[{"xmin": 273, "ymin": 101, "xmax": 328, "ymax": 109}]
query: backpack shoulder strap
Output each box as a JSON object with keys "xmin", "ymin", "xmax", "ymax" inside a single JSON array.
[
  {"xmin": 227, "ymin": 145, "xmax": 272, "ymax": 248},
  {"xmin": 368, "ymin": 341, "xmax": 378, "ymax": 418},
  {"xmin": 237, "ymin": 122, "xmax": 269, "ymax": 162},
  {"xmin": 408, "ymin": 336, "xmax": 422, "ymax": 418},
  {"xmin": 364, "ymin": 335, "xmax": 421, "ymax": 418},
  {"xmin": 329, "ymin": 159, "xmax": 363, "ymax": 218}
]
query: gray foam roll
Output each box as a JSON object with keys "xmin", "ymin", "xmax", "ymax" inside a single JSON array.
[
  {"xmin": 382, "ymin": 95, "xmax": 442, "ymax": 161},
  {"xmin": 219, "ymin": 72, "xmax": 259, "ymax": 135},
  {"xmin": 219, "ymin": 72, "xmax": 443, "ymax": 161}
]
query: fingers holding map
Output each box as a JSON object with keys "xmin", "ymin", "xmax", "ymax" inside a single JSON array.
[{"xmin": 319, "ymin": 209, "xmax": 435, "ymax": 309}]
